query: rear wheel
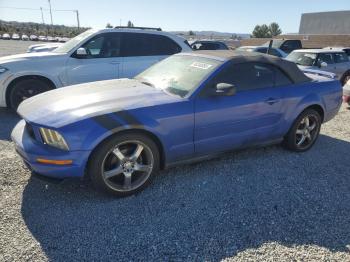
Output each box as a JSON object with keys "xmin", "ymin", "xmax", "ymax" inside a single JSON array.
[
  {"xmin": 9, "ymin": 78, "xmax": 53, "ymax": 110},
  {"xmin": 283, "ymin": 109, "xmax": 321, "ymax": 152},
  {"xmin": 88, "ymin": 133, "xmax": 160, "ymax": 197}
]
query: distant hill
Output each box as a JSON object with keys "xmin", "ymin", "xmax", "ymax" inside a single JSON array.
[
  {"xmin": 171, "ymin": 31, "xmax": 250, "ymax": 39},
  {"xmin": 0, "ymin": 20, "xmax": 89, "ymax": 37}
]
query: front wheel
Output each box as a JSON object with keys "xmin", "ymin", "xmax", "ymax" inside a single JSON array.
[
  {"xmin": 9, "ymin": 78, "xmax": 53, "ymax": 110},
  {"xmin": 283, "ymin": 109, "xmax": 321, "ymax": 152},
  {"xmin": 88, "ymin": 133, "xmax": 160, "ymax": 197}
]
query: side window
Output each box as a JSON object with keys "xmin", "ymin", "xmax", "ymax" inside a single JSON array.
[
  {"xmin": 317, "ymin": 53, "xmax": 334, "ymax": 64},
  {"xmin": 152, "ymin": 35, "xmax": 182, "ymax": 55},
  {"xmin": 209, "ymin": 62, "xmax": 275, "ymax": 92},
  {"xmin": 334, "ymin": 53, "xmax": 349, "ymax": 63},
  {"xmin": 275, "ymin": 68, "xmax": 293, "ymax": 86},
  {"xmin": 80, "ymin": 33, "xmax": 121, "ymax": 58},
  {"xmin": 82, "ymin": 36, "xmax": 105, "ymax": 57},
  {"xmin": 121, "ymin": 33, "xmax": 181, "ymax": 57}
]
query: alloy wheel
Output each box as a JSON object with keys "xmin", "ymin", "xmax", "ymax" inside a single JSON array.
[
  {"xmin": 295, "ymin": 115, "xmax": 319, "ymax": 149},
  {"xmin": 101, "ymin": 140, "xmax": 154, "ymax": 192}
]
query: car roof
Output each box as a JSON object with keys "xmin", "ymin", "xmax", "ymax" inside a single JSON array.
[
  {"xmin": 180, "ymin": 50, "xmax": 310, "ymax": 84},
  {"xmin": 293, "ymin": 49, "xmax": 345, "ymax": 54}
]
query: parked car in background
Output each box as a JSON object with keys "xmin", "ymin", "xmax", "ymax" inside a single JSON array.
[
  {"xmin": 237, "ymin": 46, "xmax": 287, "ymax": 58},
  {"xmin": 11, "ymin": 51, "xmax": 342, "ymax": 196},
  {"xmin": 27, "ymin": 43, "xmax": 63, "ymax": 53},
  {"xmin": 324, "ymin": 47, "xmax": 350, "ymax": 58},
  {"xmin": 343, "ymin": 79, "xmax": 350, "ymax": 105},
  {"xmin": 30, "ymin": 35, "xmax": 38, "ymax": 41},
  {"xmin": 47, "ymin": 36, "xmax": 57, "ymax": 42},
  {"xmin": 38, "ymin": 35, "xmax": 48, "ymax": 41},
  {"xmin": 0, "ymin": 27, "xmax": 192, "ymax": 109},
  {"xmin": 286, "ymin": 49, "xmax": 350, "ymax": 86},
  {"xmin": 21, "ymin": 34, "xmax": 29, "ymax": 41},
  {"xmin": 59, "ymin": 37, "xmax": 70, "ymax": 42},
  {"xmin": 2, "ymin": 33, "xmax": 10, "ymax": 40},
  {"xmin": 191, "ymin": 40, "xmax": 229, "ymax": 50},
  {"xmin": 263, "ymin": 39, "xmax": 302, "ymax": 54},
  {"xmin": 12, "ymin": 34, "xmax": 20, "ymax": 40}
]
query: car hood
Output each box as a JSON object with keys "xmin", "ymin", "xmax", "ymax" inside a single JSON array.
[
  {"xmin": 17, "ymin": 78, "xmax": 182, "ymax": 128},
  {"xmin": 0, "ymin": 51, "xmax": 64, "ymax": 65}
]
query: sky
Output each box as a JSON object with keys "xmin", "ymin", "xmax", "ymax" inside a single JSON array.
[{"xmin": 0, "ymin": 0, "xmax": 349, "ymax": 33}]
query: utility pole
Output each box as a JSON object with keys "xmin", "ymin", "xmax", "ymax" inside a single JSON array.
[
  {"xmin": 75, "ymin": 10, "xmax": 80, "ymax": 30},
  {"xmin": 40, "ymin": 7, "xmax": 45, "ymax": 24},
  {"xmin": 48, "ymin": 0, "xmax": 53, "ymax": 25}
]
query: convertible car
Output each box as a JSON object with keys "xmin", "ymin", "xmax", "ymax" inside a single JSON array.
[{"xmin": 11, "ymin": 51, "xmax": 342, "ymax": 196}]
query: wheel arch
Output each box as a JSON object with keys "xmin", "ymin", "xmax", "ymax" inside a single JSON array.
[
  {"xmin": 86, "ymin": 128, "xmax": 167, "ymax": 175},
  {"xmin": 5, "ymin": 75, "xmax": 57, "ymax": 108},
  {"xmin": 304, "ymin": 104, "xmax": 325, "ymax": 122},
  {"xmin": 341, "ymin": 70, "xmax": 350, "ymax": 85}
]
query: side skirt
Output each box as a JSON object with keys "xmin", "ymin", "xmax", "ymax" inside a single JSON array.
[{"xmin": 165, "ymin": 138, "xmax": 283, "ymax": 169}]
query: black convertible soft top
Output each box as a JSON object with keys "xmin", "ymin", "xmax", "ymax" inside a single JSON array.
[{"xmin": 183, "ymin": 50, "xmax": 311, "ymax": 84}]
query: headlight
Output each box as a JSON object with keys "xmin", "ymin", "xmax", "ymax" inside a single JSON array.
[
  {"xmin": 0, "ymin": 66, "xmax": 8, "ymax": 74},
  {"xmin": 39, "ymin": 127, "xmax": 69, "ymax": 151}
]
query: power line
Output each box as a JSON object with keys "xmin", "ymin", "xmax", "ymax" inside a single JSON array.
[{"xmin": 0, "ymin": 6, "xmax": 80, "ymax": 29}]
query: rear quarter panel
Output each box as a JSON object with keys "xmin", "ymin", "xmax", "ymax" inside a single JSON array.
[{"xmin": 280, "ymin": 79, "xmax": 342, "ymax": 135}]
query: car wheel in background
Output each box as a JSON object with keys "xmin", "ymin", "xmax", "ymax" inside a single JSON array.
[
  {"xmin": 283, "ymin": 109, "xmax": 321, "ymax": 152},
  {"xmin": 9, "ymin": 78, "xmax": 54, "ymax": 110},
  {"xmin": 88, "ymin": 133, "xmax": 160, "ymax": 197}
]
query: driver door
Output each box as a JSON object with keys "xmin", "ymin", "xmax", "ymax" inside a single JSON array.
[
  {"xmin": 194, "ymin": 62, "xmax": 285, "ymax": 154},
  {"xmin": 65, "ymin": 33, "xmax": 122, "ymax": 85}
]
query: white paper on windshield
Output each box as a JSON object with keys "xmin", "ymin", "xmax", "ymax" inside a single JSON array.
[{"xmin": 190, "ymin": 62, "xmax": 213, "ymax": 70}]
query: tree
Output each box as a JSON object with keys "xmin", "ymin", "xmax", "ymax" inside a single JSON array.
[
  {"xmin": 188, "ymin": 30, "xmax": 195, "ymax": 36},
  {"xmin": 106, "ymin": 23, "xmax": 113, "ymax": 28},
  {"xmin": 252, "ymin": 22, "xmax": 283, "ymax": 38},
  {"xmin": 269, "ymin": 22, "xmax": 282, "ymax": 36},
  {"xmin": 252, "ymin": 24, "xmax": 271, "ymax": 38},
  {"xmin": 127, "ymin": 21, "xmax": 134, "ymax": 27}
]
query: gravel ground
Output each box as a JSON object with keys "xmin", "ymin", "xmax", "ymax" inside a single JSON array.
[{"xmin": 1, "ymin": 41, "xmax": 350, "ymax": 261}]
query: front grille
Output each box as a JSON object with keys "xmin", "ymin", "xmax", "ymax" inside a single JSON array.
[{"xmin": 25, "ymin": 122, "xmax": 36, "ymax": 140}]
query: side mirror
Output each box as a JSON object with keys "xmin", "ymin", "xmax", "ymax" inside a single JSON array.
[
  {"xmin": 320, "ymin": 61, "xmax": 328, "ymax": 68},
  {"xmin": 75, "ymin": 47, "xmax": 87, "ymax": 57},
  {"xmin": 215, "ymin": 83, "xmax": 236, "ymax": 96}
]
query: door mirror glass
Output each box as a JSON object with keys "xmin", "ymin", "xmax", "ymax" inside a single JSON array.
[
  {"xmin": 76, "ymin": 47, "xmax": 88, "ymax": 57},
  {"xmin": 215, "ymin": 83, "xmax": 236, "ymax": 96}
]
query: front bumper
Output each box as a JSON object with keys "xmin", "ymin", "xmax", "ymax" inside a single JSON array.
[{"xmin": 11, "ymin": 120, "xmax": 90, "ymax": 178}]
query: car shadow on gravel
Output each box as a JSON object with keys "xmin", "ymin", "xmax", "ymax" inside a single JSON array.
[
  {"xmin": 0, "ymin": 108, "xmax": 20, "ymax": 140},
  {"xmin": 21, "ymin": 135, "xmax": 350, "ymax": 261}
]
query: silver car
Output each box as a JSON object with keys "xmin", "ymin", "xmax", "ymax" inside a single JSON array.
[{"xmin": 287, "ymin": 49, "xmax": 350, "ymax": 86}]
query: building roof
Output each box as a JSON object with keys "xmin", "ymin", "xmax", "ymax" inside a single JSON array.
[{"xmin": 181, "ymin": 50, "xmax": 311, "ymax": 84}]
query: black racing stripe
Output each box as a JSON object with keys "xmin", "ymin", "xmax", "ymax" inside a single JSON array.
[
  {"xmin": 115, "ymin": 111, "xmax": 142, "ymax": 126},
  {"xmin": 93, "ymin": 115, "xmax": 123, "ymax": 130}
]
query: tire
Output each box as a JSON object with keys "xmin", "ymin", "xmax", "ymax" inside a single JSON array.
[
  {"xmin": 283, "ymin": 109, "xmax": 321, "ymax": 152},
  {"xmin": 9, "ymin": 78, "xmax": 53, "ymax": 110},
  {"xmin": 88, "ymin": 133, "xmax": 160, "ymax": 197}
]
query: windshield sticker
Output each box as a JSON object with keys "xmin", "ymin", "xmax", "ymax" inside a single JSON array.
[{"xmin": 190, "ymin": 62, "xmax": 213, "ymax": 70}]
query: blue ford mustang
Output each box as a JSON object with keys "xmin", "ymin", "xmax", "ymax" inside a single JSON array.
[{"xmin": 12, "ymin": 51, "xmax": 342, "ymax": 196}]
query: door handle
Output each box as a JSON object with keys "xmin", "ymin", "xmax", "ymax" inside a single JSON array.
[
  {"xmin": 265, "ymin": 98, "xmax": 279, "ymax": 105},
  {"xmin": 110, "ymin": 61, "xmax": 120, "ymax": 65}
]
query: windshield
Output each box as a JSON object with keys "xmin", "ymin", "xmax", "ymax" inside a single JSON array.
[
  {"xmin": 53, "ymin": 29, "xmax": 97, "ymax": 54},
  {"xmin": 135, "ymin": 55, "xmax": 222, "ymax": 97},
  {"xmin": 286, "ymin": 52, "xmax": 317, "ymax": 66}
]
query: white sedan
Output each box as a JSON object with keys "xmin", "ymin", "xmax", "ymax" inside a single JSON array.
[{"xmin": 237, "ymin": 46, "xmax": 288, "ymax": 58}]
